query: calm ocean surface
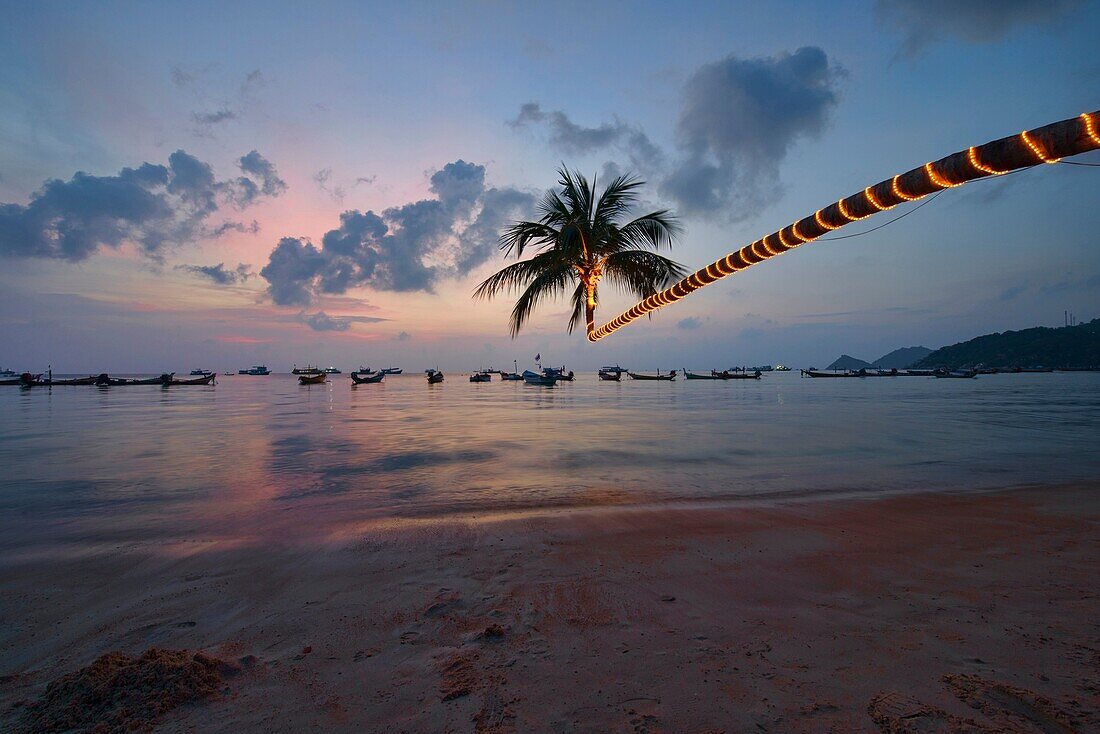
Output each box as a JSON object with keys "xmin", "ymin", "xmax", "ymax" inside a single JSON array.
[{"xmin": 1, "ymin": 371, "xmax": 1098, "ymax": 554}]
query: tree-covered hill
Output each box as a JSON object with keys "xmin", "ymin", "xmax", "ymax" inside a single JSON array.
[{"xmin": 911, "ymin": 320, "xmax": 1100, "ymax": 370}]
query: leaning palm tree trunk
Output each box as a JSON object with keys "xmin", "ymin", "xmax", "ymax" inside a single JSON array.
[{"xmin": 590, "ymin": 110, "xmax": 1100, "ymax": 342}]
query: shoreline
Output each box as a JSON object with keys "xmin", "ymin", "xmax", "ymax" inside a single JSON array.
[{"xmin": 2, "ymin": 482, "xmax": 1098, "ymax": 731}]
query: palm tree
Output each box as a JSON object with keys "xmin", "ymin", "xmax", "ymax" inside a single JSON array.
[{"xmin": 474, "ymin": 167, "xmax": 686, "ymax": 338}]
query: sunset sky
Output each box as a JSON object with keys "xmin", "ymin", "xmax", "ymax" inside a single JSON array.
[{"xmin": 2, "ymin": 0, "xmax": 1098, "ymax": 372}]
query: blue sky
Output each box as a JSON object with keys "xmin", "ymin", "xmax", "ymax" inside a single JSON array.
[{"xmin": 1, "ymin": 0, "xmax": 1098, "ymax": 371}]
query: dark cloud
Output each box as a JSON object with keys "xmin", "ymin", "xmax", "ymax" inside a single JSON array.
[
  {"xmin": 177, "ymin": 262, "xmax": 253, "ymax": 285},
  {"xmin": 237, "ymin": 150, "xmax": 287, "ymax": 199},
  {"xmin": 300, "ymin": 310, "xmax": 388, "ymax": 332},
  {"xmin": 0, "ymin": 150, "xmax": 285, "ymax": 261},
  {"xmin": 662, "ymin": 47, "xmax": 840, "ymax": 220},
  {"xmin": 260, "ymin": 160, "xmax": 534, "ymax": 305},
  {"xmin": 1000, "ymin": 284, "xmax": 1026, "ymax": 301},
  {"xmin": 508, "ymin": 47, "xmax": 840, "ymax": 221},
  {"xmin": 210, "ymin": 219, "xmax": 260, "ymax": 238},
  {"xmin": 191, "ymin": 108, "xmax": 236, "ymax": 126},
  {"xmin": 875, "ymin": 0, "xmax": 1084, "ymax": 54},
  {"xmin": 677, "ymin": 317, "xmax": 702, "ymax": 330},
  {"xmin": 313, "ymin": 168, "xmax": 345, "ymax": 202},
  {"xmin": 177, "ymin": 68, "xmax": 267, "ymax": 136},
  {"xmin": 508, "ymin": 103, "xmax": 664, "ymax": 172}
]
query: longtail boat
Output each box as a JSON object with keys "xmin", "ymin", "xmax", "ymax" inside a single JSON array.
[
  {"xmin": 167, "ymin": 373, "xmax": 216, "ymax": 385},
  {"xmin": 684, "ymin": 370, "xmax": 722, "ymax": 380},
  {"xmin": 628, "ymin": 370, "xmax": 677, "ymax": 381},
  {"xmin": 351, "ymin": 371, "xmax": 385, "ymax": 384},
  {"xmin": 95, "ymin": 373, "xmax": 173, "ymax": 386},
  {"xmin": 426, "ymin": 369, "xmax": 444, "ymax": 384},
  {"xmin": 800, "ymin": 369, "xmax": 865, "ymax": 378},
  {"xmin": 298, "ymin": 373, "xmax": 327, "ymax": 384}
]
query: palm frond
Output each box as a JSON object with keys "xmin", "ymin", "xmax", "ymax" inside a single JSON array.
[
  {"xmin": 614, "ymin": 211, "xmax": 681, "ymax": 251},
  {"xmin": 473, "ymin": 249, "xmax": 571, "ymax": 300},
  {"xmin": 566, "ymin": 282, "xmax": 588, "ymax": 334},
  {"xmin": 602, "ymin": 250, "xmax": 687, "ymax": 300},
  {"xmin": 508, "ymin": 264, "xmax": 575, "ymax": 337},
  {"xmin": 593, "ymin": 174, "xmax": 643, "ymax": 228}
]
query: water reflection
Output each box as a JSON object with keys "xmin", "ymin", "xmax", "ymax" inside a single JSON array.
[{"xmin": 1, "ymin": 372, "xmax": 1098, "ymax": 552}]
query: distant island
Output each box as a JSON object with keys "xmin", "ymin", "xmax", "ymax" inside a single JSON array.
[
  {"xmin": 823, "ymin": 320, "xmax": 1099, "ymax": 372},
  {"xmin": 826, "ymin": 346, "xmax": 932, "ymax": 371},
  {"xmin": 911, "ymin": 319, "xmax": 1099, "ymax": 370}
]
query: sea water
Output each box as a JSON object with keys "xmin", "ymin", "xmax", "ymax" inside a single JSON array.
[{"xmin": 1, "ymin": 371, "xmax": 1098, "ymax": 553}]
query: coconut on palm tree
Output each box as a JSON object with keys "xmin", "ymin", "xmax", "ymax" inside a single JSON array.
[{"xmin": 474, "ymin": 167, "xmax": 686, "ymax": 339}]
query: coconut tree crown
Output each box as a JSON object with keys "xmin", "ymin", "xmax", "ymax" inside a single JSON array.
[{"xmin": 474, "ymin": 167, "xmax": 685, "ymax": 338}]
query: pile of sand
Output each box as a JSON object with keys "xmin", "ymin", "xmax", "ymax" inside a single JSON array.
[{"xmin": 14, "ymin": 648, "xmax": 233, "ymax": 733}]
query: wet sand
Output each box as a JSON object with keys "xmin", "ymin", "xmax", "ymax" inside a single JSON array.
[{"xmin": 1, "ymin": 485, "xmax": 1097, "ymax": 732}]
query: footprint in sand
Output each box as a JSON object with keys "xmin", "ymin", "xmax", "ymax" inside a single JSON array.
[{"xmin": 868, "ymin": 674, "xmax": 1084, "ymax": 733}]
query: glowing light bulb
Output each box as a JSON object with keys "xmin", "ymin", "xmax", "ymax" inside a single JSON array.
[
  {"xmin": 1080, "ymin": 112, "xmax": 1100, "ymax": 146},
  {"xmin": 837, "ymin": 197, "xmax": 870, "ymax": 221},
  {"xmin": 1020, "ymin": 130, "xmax": 1061, "ymax": 163},
  {"xmin": 924, "ymin": 162, "xmax": 962, "ymax": 188},
  {"xmin": 891, "ymin": 175, "xmax": 923, "ymax": 202},
  {"xmin": 967, "ymin": 146, "xmax": 1006, "ymax": 175},
  {"xmin": 815, "ymin": 210, "xmax": 840, "ymax": 230},
  {"xmin": 864, "ymin": 186, "xmax": 893, "ymax": 212}
]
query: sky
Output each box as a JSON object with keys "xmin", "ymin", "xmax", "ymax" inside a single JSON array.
[{"xmin": 1, "ymin": 0, "xmax": 1098, "ymax": 372}]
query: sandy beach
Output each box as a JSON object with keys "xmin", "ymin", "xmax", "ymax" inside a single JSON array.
[{"xmin": 1, "ymin": 484, "xmax": 1097, "ymax": 732}]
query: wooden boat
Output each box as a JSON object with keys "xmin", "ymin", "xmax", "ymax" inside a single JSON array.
[
  {"xmin": 167, "ymin": 373, "xmax": 216, "ymax": 385},
  {"xmin": 427, "ymin": 369, "xmax": 444, "ymax": 384},
  {"xmin": 351, "ymin": 371, "xmax": 385, "ymax": 384},
  {"xmin": 598, "ymin": 366, "xmax": 624, "ymax": 381},
  {"xmin": 934, "ymin": 369, "xmax": 977, "ymax": 379},
  {"xmin": 298, "ymin": 373, "xmax": 327, "ymax": 384},
  {"xmin": 95, "ymin": 373, "xmax": 174, "ymax": 386},
  {"xmin": 522, "ymin": 370, "xmax": 556, "ymax": 386},
  {"xmin": 628, "ymin": 370, "xmax": 677, "ymax": 381},
  {"xmin": 381, "ymin": 367, "xmax": 402, "ymax": 375},
  {"xmin": 470, "ymin": 372, "xmax": 491, "ymax": 382},
  {"xmin": 800, "ymin": 369, "xmax": 865, "ymax": 378},
  {"xmin": 684, "ymin": 370, "xmax": 722, "ymax": 380},
  {"xmin": 43, "ymin": 375, "xmax": 99, "ymax": 386},
  {"xmin": 548, "ymin": 368, "xmax": 575, "ymax": 381},
  {"xmin": 724, "ymin": 370, "xmax": 761, "ymax": 380}
]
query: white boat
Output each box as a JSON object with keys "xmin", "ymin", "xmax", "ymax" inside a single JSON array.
[
  {"xmin": 190, "ymin": 369, "xmax": 212, "ymax": 376},
  {"xmin": 238, "ymin": 364, "xmax": 270, "ymax": 375},
  {"xmin": 0, "ymin": 368, "xmax": 17, "ymax": 378},
  {"xmin": 323, "ymin": 366, "xmax": 341, "ymax": 374}
]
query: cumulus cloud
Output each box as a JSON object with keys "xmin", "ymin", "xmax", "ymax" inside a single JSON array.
[
  {"xmin": 260, "ymin": 160, "xmax": 534, "ymax": 305},
  {"xmin": 177, "ymin": 262, "xmax": 254, "ymax": 285},
  {"xmin": 0, "ymin": 150, "xmax": 285, "ymax": 261},
  {"xmin": 508, "ymin": 47, "xmax": 840, "ymax": 221},
  {"xmin": 509, "ymin": 103, "xmax": 664, "ymax": 173},
  {"xmin": 875, "ymin": 0, "xmax": 1084, "ymax": 54},
  {"xmin": 677, "ymin": 316, "xmax": 702, "ymax": 330},
  {"xmin": 662, "ymin": 46, "xmax": 840, "ymax": 220},
  {"xmin": 299, "ymin": 310, "xmax": 388, "ymax": 332}
]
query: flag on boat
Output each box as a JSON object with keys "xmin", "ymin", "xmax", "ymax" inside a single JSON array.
[{"xmin": 535, "ymin": 353, "xmax": 540, "ymax": 361}]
